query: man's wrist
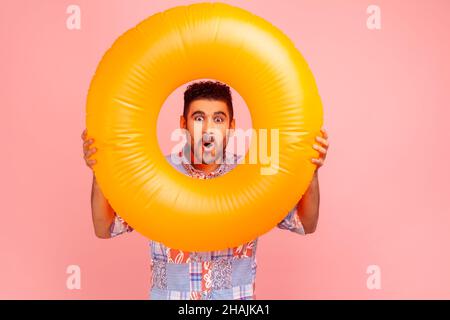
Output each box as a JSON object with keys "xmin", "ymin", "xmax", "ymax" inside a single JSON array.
[{"xmin": 92, "ymin": 174, "xmax": 100, "ymax": 188}]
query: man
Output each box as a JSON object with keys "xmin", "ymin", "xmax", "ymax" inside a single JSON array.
[{"xmin": 82, "ymin": 80, "xmax": 329, "ymax": 300}]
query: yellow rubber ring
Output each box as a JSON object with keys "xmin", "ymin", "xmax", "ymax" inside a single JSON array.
[{"xmin": 86, "ymin": 2, "xmax": 323, "ymax": 251}]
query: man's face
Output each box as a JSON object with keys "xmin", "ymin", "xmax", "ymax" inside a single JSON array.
[{"xmin": 180, "ymin": 99, "xmax": 235, "ymax": 164}]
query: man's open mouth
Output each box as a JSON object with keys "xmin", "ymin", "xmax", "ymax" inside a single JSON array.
[
  {"xmin": 202, "ymin": 133, "xmax": 215, "ymax": 152},
  {"xmin": 203, "ymin": 141, "xmax": 215, "ymax": 151}
]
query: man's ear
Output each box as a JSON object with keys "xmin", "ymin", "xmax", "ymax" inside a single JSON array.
[
  {"xmin": 180, "ymin": 115, "xmax": 186, "ymax": 129},
  {"xmin": 230, "ymin": 118, "xmax": 236, "ymax": 130}
]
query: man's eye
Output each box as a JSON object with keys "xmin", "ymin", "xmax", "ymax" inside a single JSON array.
[
  {"xmin": 194, "ymin": 116, "xmax": 204, "ymax": 122},
  {"xmin": 214, "ymin": 117, "xmax": 224, "ymax": 123}
]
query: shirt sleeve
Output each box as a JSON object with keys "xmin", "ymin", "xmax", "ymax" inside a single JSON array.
[
  {"xmin": 276, "ymin": 204, "xmax": 306, "ymax": 235},
  {"xmin": 109, "ymin": 212, "xmax": 134, "ymax": 238}
]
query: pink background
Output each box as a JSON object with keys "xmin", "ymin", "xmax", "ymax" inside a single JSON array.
[{"xmin": 1, "ymin": 0, "xmax": 450, "ymax": 299}]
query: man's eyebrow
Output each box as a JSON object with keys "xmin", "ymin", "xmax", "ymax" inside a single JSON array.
[
  {"xmin": 213, "ymin": 111, "xmax": 227, "ymax": 117},
  {"xmin": 191, "ymin": 110, "xmax": 205, "ymax": 117}
]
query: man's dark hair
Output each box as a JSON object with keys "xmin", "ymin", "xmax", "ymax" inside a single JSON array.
[{"xmin": 183, "ymin": 80, "xmax": 234, "ymax": 122}]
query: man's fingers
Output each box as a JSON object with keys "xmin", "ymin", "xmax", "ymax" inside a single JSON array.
[
  {"xmin": 84, "ymin": 148, "xmax": 97, "ymax": 158},
  {"xmin": 315, "ymin": 136, "xmax": 329, "ymax": 148},
  {"xmin": 320, "ymin": 128, "xmax": 328, "ymax": 139},
  {"xmin": 313, "ymin": 144, "xmax": 327, "ymax": 155},
  {"xmin": 82, "ymin": 130, "xmax": 97, "ymax": 169},
  {"xmin": 83, "ymin": 139, "xmax": 94, "ymax": 150},
  {"xmin": 311, "ymin": 158, "xmax": 323, "ymax": 166}
]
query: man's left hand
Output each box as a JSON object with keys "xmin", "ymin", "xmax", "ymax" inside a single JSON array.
[{"xmin": 311, "ymin": 128, "xmax": 329, "ymax": 172}]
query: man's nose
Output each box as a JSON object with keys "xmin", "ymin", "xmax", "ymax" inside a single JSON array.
[{"xmin": 203, "ymin": 116, "xmax": 215, "ymax": 132}]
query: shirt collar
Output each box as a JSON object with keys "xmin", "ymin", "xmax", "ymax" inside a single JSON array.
[{"xmin": 178, "ymin": 151, "xmax": 236, "ymax": 179}]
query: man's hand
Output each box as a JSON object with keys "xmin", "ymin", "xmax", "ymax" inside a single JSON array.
[
  {"xmin": 82, "ymin": 128, "xmax": 115, "ymax": 238},
  {"xmin": 297, "ymin": 128, "xmax": 329, "ymax": 234},
  {"xmin": 82, "ymin": 129, "xmax": 97, "ymax": 169},
  {"xmin": 311, "ymin": 128, "xmax": 329, "ymax": 171}
]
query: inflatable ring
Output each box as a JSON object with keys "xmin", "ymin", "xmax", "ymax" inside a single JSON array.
[{"xmin": 86, "ymin": 2, "xmax": 323, "ymax": 251}]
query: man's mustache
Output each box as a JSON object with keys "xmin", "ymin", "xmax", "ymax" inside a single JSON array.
[{"xmin": 202, "ymin": 132, "xmax": 215, "ymax": 144}]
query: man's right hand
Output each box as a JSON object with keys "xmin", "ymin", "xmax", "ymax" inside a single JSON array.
[
  {"xmin": 82, "ymin": 129, "xmax": 116, "ymax": 238},
  {"xmin": 81, "ymin": 129, "xmax": 97, "ymax": 170}
]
